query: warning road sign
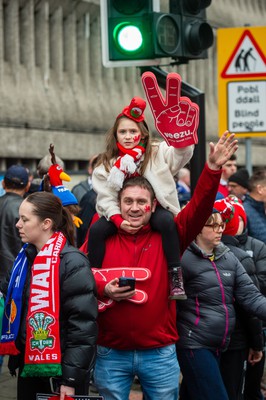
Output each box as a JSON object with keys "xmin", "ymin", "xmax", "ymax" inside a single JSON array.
[
  {"xmin": 221, "ymin": 30, "xmax": 266, "ymax": 78},
  {"xmin": 217, "ymin": 26, "xmax": 266, "ymax": 138}
]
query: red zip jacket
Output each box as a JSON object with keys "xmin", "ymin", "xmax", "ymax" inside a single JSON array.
[{"xmin": 95, "ymin": 163, "xmax": 222, "ymax": 350}]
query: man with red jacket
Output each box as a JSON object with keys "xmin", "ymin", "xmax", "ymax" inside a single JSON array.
[{"xmin": 93, "ymin": 132, "xmax": 238, "ymax": 400}]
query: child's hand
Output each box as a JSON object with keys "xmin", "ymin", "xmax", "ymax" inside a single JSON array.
[
  {"xmin": 120, "ymin": 220, "xmax": 143, "ymax": 234},
  {"xmin": 142, "ymin": 71, "xmax": 199, "ymax": 148}
]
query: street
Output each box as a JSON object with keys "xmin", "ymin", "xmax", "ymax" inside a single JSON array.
[
  {"xmin": 0, "ymin": 357, "xmax": 143, "ymax": 400},
  {"xmin": 1, "ymin": 358, "xmax": 16, "ymax": 400}
]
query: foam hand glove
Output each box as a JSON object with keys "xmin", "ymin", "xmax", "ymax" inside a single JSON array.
[
  {"xmin": 142, "ymin": 71, "xmax": 199, "ymax": 148},
  {"xmin": 92, "ymin": 267, "xmax": 151, "ymax": 312}
]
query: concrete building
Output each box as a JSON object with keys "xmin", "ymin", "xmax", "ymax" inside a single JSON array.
[{"xmin": 0, "ymin": 0, "xmax": 265, "ymax": 181}]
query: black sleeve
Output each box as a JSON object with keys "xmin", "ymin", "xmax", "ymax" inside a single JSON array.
[
  {"xmin": 76, "ymin": 189, "xmax": 97, "ymax": 247},
  {"xmin": 60, "ymin": 250, "xmax": 98, "ymax": 388}
]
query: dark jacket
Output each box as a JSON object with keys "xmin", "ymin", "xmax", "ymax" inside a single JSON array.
[
  {"xmin": 176, "ymin": 241, "xmax": 266, "ymax": 352},
  {"xmin": 221, "ymin": 234, "xmax": 263, "ymax": 351},
  {"xmin": 237, "ymin": 228, "xmax": 266, "ymax": 297},
  {"xmin": 72, "ymin": 179, "xmax": 91, "ymax": 203},
  {"xmin": 237, "ymin": 228, "xmax": 266, "ymax": 329},
  {"xmin": 0, "ymin": 192, "xmax": 24, "ymax": 285},
  {"xmin": 6, "ymin": 242, "xmax": 98, "ymax": 388},
  {"xmin": 76, "ymin": 188, "xmax": 96, "ymax": 248},
  {"xmin": 244, "ymin": 194, "xmax": 266, "ymax": 243}
]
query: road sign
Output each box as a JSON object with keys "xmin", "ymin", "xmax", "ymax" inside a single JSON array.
[
  {"xmin": 221, "ymin": 30, "xmax": 266, "ymax": 78},
  {"xmin": 217, "ymin": 26, "xmax": 266, "ymax": 137},
  {"xmin": 228, "ymin": 81, "xmax": 266, "ymax": 133}
]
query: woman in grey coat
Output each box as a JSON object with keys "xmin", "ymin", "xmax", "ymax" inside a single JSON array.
[{"xmin": 176, "ymin": 209, "xmax": 266, "ymax": 400}]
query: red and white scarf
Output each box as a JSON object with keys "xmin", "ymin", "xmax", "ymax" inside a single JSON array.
[
  {"xmin": 107, "ymin": 142, "xmax": 146, "ymax": 190},
  {"xmin": 21, "ymin": 232, "xmax": 66, "ymax": 377}
]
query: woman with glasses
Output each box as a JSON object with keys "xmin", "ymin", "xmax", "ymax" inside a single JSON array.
[
  {"xmin": 175, "ymin": 208, "xmax": 266, "ymax": 400},
  {"xmin": 215, "ymin": 196, "xmax": 263, "ymax": 400}
]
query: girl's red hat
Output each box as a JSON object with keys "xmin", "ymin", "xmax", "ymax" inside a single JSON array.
[{"xmin": 117, "ymin": 97, "xmax": 146, "ymax": 123}]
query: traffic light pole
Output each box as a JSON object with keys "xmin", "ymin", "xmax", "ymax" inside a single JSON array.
[{"xmin": 140, "ymin": 66, "xmax": 206, "ymax": 194}]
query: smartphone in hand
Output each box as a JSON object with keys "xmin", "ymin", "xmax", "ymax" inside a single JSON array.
[{"xmin": 119, "ymin": 277, "xmax": 136, "ymax": 291}]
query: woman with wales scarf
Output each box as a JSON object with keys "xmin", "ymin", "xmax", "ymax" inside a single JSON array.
[{"xmin": 0, "ymin": 191, "xmax": 98, "ymax": 400}]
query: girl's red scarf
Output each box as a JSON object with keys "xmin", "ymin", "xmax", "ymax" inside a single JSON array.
[
  {"xmin": 21, "ymin": 232, "xmax": 66, "ymax": 377},
  {"xmin": 107, "ymin": 142, "xmax": 146, "ymax": 190}
]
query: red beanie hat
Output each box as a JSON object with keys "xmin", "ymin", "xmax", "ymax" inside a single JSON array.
[
  {"xmin": 117, "ymin": 97, "xmax": 146, "ymax": 123},
  {"xmin": 214, "ymin": 196, "xmax": 247, "ymax": 235},
  {"xmin": 214, "ymin": 198, "xmax": 239, "ymax": 235}
]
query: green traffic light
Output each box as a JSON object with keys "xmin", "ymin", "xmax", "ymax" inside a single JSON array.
[{"xmin": 113, "ymin": 23, "xmax": 143, "ymax": 53}]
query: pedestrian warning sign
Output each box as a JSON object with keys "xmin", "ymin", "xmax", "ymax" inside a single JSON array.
[
  {"xmin": 221, "ymin": 30, "xmax": 266, "ymax": 78},
  {"xmin": 217, "ymin": 26, "xmax": 266, "ymax": 138}
]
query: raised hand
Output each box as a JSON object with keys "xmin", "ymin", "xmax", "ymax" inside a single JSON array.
[
  {"xmin": 142, "ymin": 71, "xmax": 199, "ymax": 148},
  {"xmin": 208, "ymin": 130, "xmax": 238, "ymax": 170}
]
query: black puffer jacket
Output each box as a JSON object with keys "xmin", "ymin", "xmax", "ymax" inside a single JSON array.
[
  {"xmin": 237, "ymin": 228, "xmax": 266, "ymax": 297},
  {"xmin": 176, "ymin": 241, "xmax": 266, "ymax": 352},
  {"xmin": 221, "ymin": 234, "xmax": 263, "ymax": 351},
  {"xmin": 7, "ymin": 242, "xmax": 98, "ymax": 388}
]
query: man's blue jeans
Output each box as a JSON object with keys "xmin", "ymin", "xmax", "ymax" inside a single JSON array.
[
  {"xmin": 176, "ymin": 348, "xmax": 229, "ymax": 400},
  {"xmin": 94, "ymin": 344, "xmax": 180, "ymax": 400}
]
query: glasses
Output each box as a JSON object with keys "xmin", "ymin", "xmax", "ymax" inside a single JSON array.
[{"xmin": 205, "ymin": 223, "xmax": 225, "ymax": 232}]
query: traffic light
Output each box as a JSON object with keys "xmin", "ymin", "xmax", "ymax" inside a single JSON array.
[
  {"xmin": 100, "ymin": 0, "xmax": 183, "ymax": 67},
  {"xmin": 100, "ymin": 0, "xmax": 214, "ymax": 68},
  {"xmin": 152, "ymin": 13, "xmax": 182, "ymax": 58},
  {"xmin": 170, "ymin": 0, "xmax": 214, "ymax": 60},
  {"xmin": 100, "ymin": 0, "xmax": 161, "ymax": 68}
]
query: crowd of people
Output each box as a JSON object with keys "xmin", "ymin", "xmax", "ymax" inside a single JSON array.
[{"xmin": 0, "ymin": 71, "xmax": 266, "ymax": 400}]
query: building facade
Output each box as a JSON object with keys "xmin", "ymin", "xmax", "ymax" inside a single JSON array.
[{"xmin": 0, "ymin": 0, "xmax": 265, "ymax": 176}]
